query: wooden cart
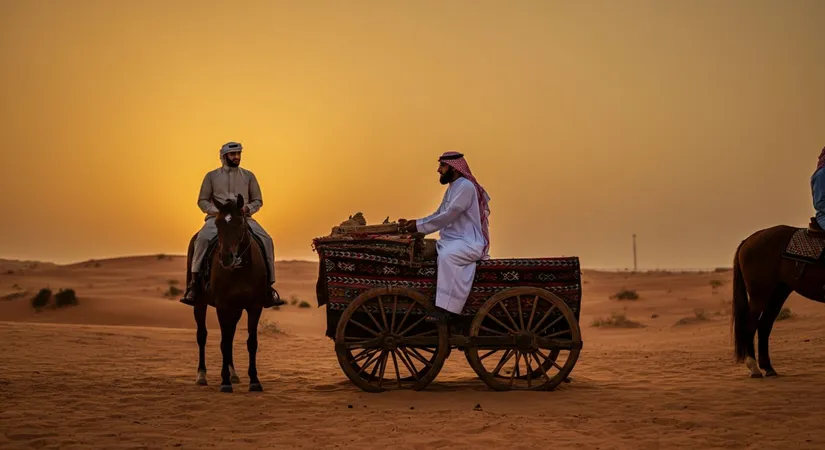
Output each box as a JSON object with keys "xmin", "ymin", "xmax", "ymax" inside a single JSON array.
[{"xmin": 312, "ymin": 224, "xmax": 583, "ymax": 392}]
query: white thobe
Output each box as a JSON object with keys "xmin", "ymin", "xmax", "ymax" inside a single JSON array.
[{"xmin": 415, "ymin": 177, "xmax": 489, "ymax": 314}]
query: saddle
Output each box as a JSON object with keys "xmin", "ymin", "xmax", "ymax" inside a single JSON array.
[{"xmin": 783, "ymin": 218, "xmax": 825, "ymax": 264}]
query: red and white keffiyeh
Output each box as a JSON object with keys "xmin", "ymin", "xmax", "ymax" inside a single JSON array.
[{"xmin": 438, "ymin": 151, "xmax": 491, "ymax": 255}]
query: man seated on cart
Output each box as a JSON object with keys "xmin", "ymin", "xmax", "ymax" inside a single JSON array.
[{"xmin": 399, "ymin": 151, "xmax": 491, "ymax": 323}]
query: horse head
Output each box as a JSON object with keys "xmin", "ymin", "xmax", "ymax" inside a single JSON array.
[{"xmin": 211, "ymin": 194, "xmax": 250, "ymax": 270}]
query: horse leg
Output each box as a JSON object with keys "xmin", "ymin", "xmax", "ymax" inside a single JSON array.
[
  {"xmin": 195, "ymin": 304, "xmax": 208, "ymax": 385},
  {"xmin": 743, "ymin": 301, "xmax": 766, "ymax": 378},
  {"xmin": 229, "ymin": 363, "xmax": 241, "ymax": 384},
  {"xmin": 758, "ymin": 285, "xmax": 792, "ymax": 377},
  {"xmin": 218, "ymin": 307, "xmax": 243, "ymax": 393},
  {"xmin": 247, "ymin": 306, "xmax": 264, "ymax": 392}
]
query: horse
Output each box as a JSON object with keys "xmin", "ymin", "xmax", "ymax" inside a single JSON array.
[
  {"xmin": 732, "ymin": 219, "xmax": 825, "ymax": 378},
  {"xmin": 185, "ymin": 194, "xmax": 270, "ymax": 393}
]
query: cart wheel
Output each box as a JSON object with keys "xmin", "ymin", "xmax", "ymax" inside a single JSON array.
[
  {"xmin": 465, "ymin": 287, "xmax": 582, "ymax": 391},
  {"xmin": 335, "ymin": 286, "xmax": 450, "ymax": 393}
]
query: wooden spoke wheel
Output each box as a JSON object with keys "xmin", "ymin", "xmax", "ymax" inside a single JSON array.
[
  {"xmin": 465, "ymin": 287, "xmax": 582, "ymax": 391},
  {"xmin": 335, "ymin": 287, "xmax": 450, "ymax": 393}
]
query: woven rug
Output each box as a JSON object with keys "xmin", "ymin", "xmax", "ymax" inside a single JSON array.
[
  {"xmin": 783, "ymin": 229, "xmax": 825, "ymax": 264},
  {"xmin": 313, "ymin": 241, "xmax": 582, "ymax": 338}
]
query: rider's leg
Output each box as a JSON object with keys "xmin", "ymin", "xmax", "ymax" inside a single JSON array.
[
  {"xmin": 247, "ymin": 219, "xmax": 286, "ymax": 308},
  {"xmin": 181, "ymin": 218, "xmax": 217, "ymax": 306}
]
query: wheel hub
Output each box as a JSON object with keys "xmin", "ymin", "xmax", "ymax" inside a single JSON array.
[
  {"xmin": 515, "ymin": 332, "xmax": 536, "ymax": 352},
  {"xmin": 381, "ymin": 334, "xmax": 399, "ymax": 350}
]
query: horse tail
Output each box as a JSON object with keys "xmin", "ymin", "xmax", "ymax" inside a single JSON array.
[{"xmin": 732, "ymin": 239, "xmax": 750, "ymax": 362}]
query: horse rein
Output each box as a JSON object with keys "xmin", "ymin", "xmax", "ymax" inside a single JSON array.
[{"xmin": 218, "ymin": 216, "xmax": 253, "ymax": 270}]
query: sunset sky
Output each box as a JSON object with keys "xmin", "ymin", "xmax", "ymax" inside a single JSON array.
[{"xmin": 1, "ymin": 0, "xmax": 823, "ymax": 269}]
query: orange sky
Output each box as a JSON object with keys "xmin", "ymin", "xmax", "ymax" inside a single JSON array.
[{"xmin": 1, "ymin": 0, "xmax": 823, "ymax": 269}]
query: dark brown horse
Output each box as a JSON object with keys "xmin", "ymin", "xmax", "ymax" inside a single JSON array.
[
  {"xmin": 732, "ymin": 222, "xmax": 825, "ymax": 378},
  {"xmin": 186, "ymin": 194, "xmax": 270, "ymax": 392}
]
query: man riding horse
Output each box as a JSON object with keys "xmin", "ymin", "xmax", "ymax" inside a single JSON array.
[{"xmin": 180, "ymin": 141, "xmax": 285, "ymax": 308}]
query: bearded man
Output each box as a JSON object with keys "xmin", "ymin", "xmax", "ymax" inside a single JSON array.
[
  {"xmin": 180, "ymin": 141, "xmax": 285, "ymax": 308},
  {"xmin": 399, "ymin": 151, "xmax": 491, "ymax": 322}
]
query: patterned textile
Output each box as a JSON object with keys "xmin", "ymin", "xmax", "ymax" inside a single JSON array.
[
  {"xmin": 783, "ymin": 229, "xmax": 825, "ymax": 263},
  {"xmin": 314, "ymin": 237, "xmax": 582, "ymax": 338}
]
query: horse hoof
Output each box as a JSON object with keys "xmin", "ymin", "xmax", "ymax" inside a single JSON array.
[
  {"xmin": 220, "ymin": 384, "xmax": 233, "ymax": 393},
  {"xmin": 765, "ymin": 370, "xmax": 778, "ymax": 377},
  {"xmin": 195, "ymin": 377, "xmax": 208, "ymax": 386},
  {"xmin": 231, "ymin": 375, "xmax": 241, "ymax": 384},
  {"xmin": 249, "ymin": 383, "xmax": 263, "ymax": 392},
  {"xmin": 750, "ymin": 372, "xmax": 763, "ymax": 379}
]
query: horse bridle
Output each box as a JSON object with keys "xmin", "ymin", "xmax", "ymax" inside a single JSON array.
[{"xmin": 218, "ymin": 215, "xmax": 252, "ymax": 270}]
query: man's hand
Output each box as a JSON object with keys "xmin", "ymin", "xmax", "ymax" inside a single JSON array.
[
  {"xmin": 401, "ymin": 219, "xmax": 417, "ymax": 233},
  {"xmin": 242, "ymin": 206, "xmax": 250, "ymax": 216}
]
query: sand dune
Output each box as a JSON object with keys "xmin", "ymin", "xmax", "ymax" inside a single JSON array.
[{"xmin": 3, "ymin": 256, "xmax": 825, "ymax": 449}]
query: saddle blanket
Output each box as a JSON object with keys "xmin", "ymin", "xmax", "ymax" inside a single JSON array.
[{"xmin": 783, "ymin": 229, "xmax": 825, "ymax": 263}]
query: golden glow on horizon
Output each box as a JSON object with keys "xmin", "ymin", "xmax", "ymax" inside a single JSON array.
[{"xmin": 1, "ymin": 0, "xmax": 823, "ymax": 269}]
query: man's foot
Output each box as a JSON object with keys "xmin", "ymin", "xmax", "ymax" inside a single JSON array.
[
  {"xmin": 179, "ymin": 279, "xmax": 200, "ymax": 307},
  {"xmin": 262, "ymin": 287, "xmax": 287, "ymax": 308},
  {"xmin": 425, "ymin": 307, "xmax": 452, "ymax": 324}
]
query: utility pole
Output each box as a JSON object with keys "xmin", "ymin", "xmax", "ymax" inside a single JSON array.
[{"xmin": 632, "ymin": 234, "xmax": 637, "ymax": 273}]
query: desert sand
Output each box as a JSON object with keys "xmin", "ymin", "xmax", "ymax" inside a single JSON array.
[{"xmin": 3, "ymin": 256, "xmax": 825, "ymax": 449}]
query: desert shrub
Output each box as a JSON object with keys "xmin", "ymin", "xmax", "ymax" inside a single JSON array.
[
  {"xmin": 290, "ymin": 295, "xmax": 299, "ymax": 306},
  {"xmin": 258, "ymin": 318, "xmax": 284, "ymax": 335},
  {"xmin": 777, "ymin": 307, "xmax": 794, "ymax": 321},
  {"xmin": 31, "ymin": 288, "xmax": 51, "ymax": 311},
  {"xmin": 165, "ymin": 285, "xmax": 183, "ymax": 297},
  {"xmin": 591, "ymin": 311, "xmax": 644, "ymax": 328},
  {"xmin": 298, "ymin": 300, "xmax": 311, "ymax": 308},
  {"xmin": 675, "ymin": 308, "xmax": 710, "ymax": 326},
  {"xmin": 54, "ymin": 288, "xmax": 78, "ymax": 308},
  {"xmin": 709, "ymin": 279, "xmax": 724, "ymax": 288},
  {"xmin": 610, "ymin": 289, "xmax": 639, "ymax": 301}
]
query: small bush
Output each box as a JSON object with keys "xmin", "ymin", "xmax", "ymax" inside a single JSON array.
[
  {"xmin": 54, "ymin": 289, "xmax": 78, "ymax": 308},
  {"xmin": 675, "ymin": 308, "xmax": 710, "ymax": 326},
  {"xmin": 258, "ymin": 318, "xmax": 284, "ymax": 336},
  {"xmin": 31, "ymin": 288, "xmax": 51, "ymax": 311},
  {"xmin": 709, "ymin": 279, "xmax": 724, "ymax": 289},
  {"xmin": 610, "ymin": 289, "xmax": 639, "ymax": 301},
  {"xmin": 298, "ymin": 300, "xmax": 311, "ymax": 308},
  {"xmin": 777, "ymin": 307, "xmax": 794, "ymax": 321},
  {"xmin": 164, "ymin": 285, "xmax": 183, "ymax": 298},
  {"xmin": 290, "ymin": 295, "xmax": 299, "ymax": 306},
  {"xmin": 591, "ymin": 311, "xmax": 644, "ymax": 328}
]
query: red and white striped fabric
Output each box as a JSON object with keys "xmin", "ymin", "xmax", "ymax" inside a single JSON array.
[{"xmin": 438, "ymin": 151, "xmax": 491, "ymax": 255}]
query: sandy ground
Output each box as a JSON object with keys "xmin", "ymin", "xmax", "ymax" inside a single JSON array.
[{"xmin": 3, "ymin": 256, "xmax": 825, "ymax": 449}]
